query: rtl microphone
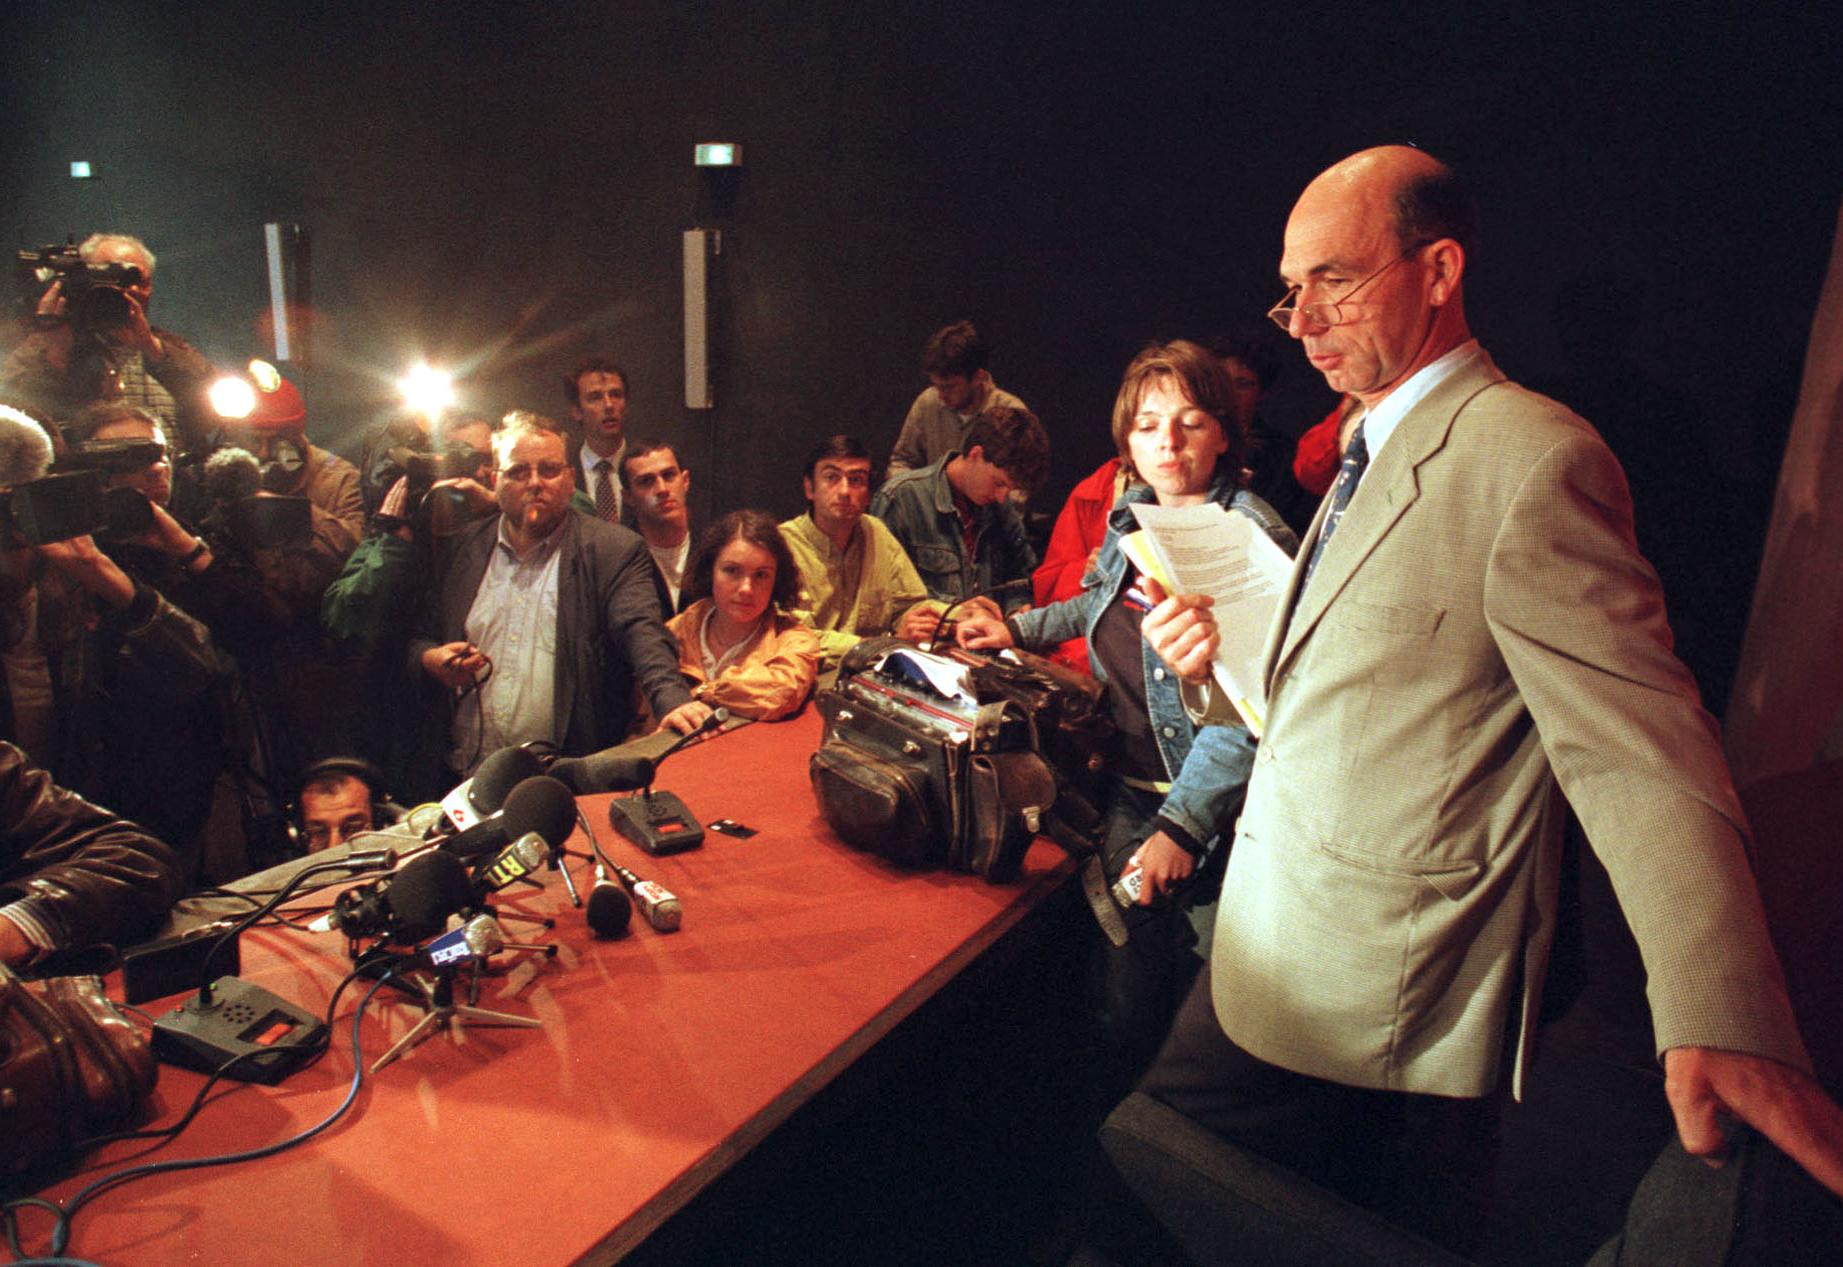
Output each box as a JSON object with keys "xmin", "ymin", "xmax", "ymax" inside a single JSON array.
[
  {"xmin": 472, "ymin": 832, "xmax": 548, "ymax": 896},
  {"xmin": 585, "ymin": 861, "xmax": 633, "ymax": 938},
  {"xmin": 610, "ymin": 863, "xmax": 681, "ymax": 933}
]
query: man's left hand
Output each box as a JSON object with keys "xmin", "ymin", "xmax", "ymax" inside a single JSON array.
[
  {"xmin": 1664, "ymin": 1045, "xmax": 1843, "ymax": 1197},
  {"xmin": 115, "ymin": 290, "xmax": 163, "ymax": 359},
  {"xmin": 658, "ymin": 699, "xmax": 714, "ymax": 735}
]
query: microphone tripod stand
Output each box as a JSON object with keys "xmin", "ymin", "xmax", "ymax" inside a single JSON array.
[{"xmin": 371, "ymin": 959, "xmax": 541, "ymax": 1073}]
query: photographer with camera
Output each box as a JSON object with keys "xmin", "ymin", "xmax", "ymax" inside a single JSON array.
[
  {"xmin": 0, "ymin": 404, "xmax": 232, "ymax": 885},
  {"xmin": 3, "ymin": 234, "xmax": 219, "ymax": 453},
  {"xmin": 322, "ymin": 413, "xmax": 496, "ymax": 792}
]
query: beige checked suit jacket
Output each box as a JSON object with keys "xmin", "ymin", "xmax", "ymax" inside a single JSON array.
[{"xmin": 1205, "ymin": 347, "xmax": 1808, "ymax": 1098}]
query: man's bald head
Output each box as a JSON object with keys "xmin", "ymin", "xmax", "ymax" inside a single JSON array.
[
  {"xmin": 1278, "ymin": 147, "xmax": 1474, "ymax": 407},
  {"xmin": 1303, "ymin": 147, "xmax": 1477, "ymax": 259}
]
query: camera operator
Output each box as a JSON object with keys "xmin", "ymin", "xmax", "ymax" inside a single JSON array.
[
  {"xmin": 3, "ymin": 234, "xmax": 219, "ymax": 454},
  {"xmin": 322, "ymin": 414, "xmax": 496, "ymax": 793},
  {"xmin": 0, "ymin": 405, "xmax": 231, "ymax": 885},
  {"xmin": 64, "ymin": 402, "xmax": 282, "ymax": 656},
  {"xmin": 207, "ymin": 366, "xmax": 364, "ymax": 622},
  {"xmin": 195, "ymin": 367, "xmax": 363, "ymax": 844}
]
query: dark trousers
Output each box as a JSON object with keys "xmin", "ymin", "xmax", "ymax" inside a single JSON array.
[{"xmin": 1136, "ymin": 962, "xmax": 1503, "ymax": 1256}]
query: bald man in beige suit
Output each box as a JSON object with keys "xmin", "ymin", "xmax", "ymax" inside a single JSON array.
[{"xmin": 1134, "ymin": 146, "xmax": 1843, "ymax": 1250}]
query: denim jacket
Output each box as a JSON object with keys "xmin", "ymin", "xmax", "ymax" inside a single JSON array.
[
  {"xmin": 869, "ymin": 452, "xmax": 1037, "ymax": 613},
  {"xmin": 1010, "ymin": 473, "xmax": 1297, "ymax": 856}
]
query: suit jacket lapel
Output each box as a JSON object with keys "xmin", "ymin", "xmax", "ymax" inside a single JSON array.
[{"xmin": 1269, "ymin": 351, "xmax": 1507, "ymax": 685}]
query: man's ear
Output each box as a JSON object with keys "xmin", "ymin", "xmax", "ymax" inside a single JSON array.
[
  {"xmin": 964, "ymin": 444, "xmax": 986, "ymax": 466},
  {"xmin": 1427, "ymin": 238, "xmax": 1466, "ymax": 308},
  {"xmin": 801, "ymin": 475, "xmax": 813, "ymax": 504}
]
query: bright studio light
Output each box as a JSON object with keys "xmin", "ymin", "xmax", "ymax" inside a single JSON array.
[
  {"xmin": 209, "ymin": 376, "xmax": 257, "ymax": 420},
  {"xmin": 399, "ymin": 363, "xmax": 455, "ymax": 418}
]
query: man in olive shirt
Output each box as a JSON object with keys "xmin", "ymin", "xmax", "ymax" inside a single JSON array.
[{"xmin": 780, "ymin": 436, "xmax": 935, "ymax": 670}]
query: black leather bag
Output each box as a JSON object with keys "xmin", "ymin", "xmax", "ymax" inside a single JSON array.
[
  {"xmin": 810, "ymin": 638, "xmax": 1109, "ymax": 883},
  {"xmin": 1, "ymin": 965, "xmax": 157, "ymax": 1177}
]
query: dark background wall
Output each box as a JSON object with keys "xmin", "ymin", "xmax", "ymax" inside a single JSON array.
[{"xmin": 5, "ymin": 0, "xmax": 1839, "ymax": 705}]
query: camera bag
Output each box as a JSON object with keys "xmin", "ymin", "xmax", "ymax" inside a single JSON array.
[
  {"xmin": 810, "ymin": 637, "xmax": 1111, "ymax": 883},
  {"xmin": 1, "ymin": 966, "xmax": 157, "ymax": 1177}
]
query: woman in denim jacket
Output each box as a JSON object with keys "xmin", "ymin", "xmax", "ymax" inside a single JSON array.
[{"xmin": 957, "ymin": 341, "xmax": 1297, "ymax": 1076}]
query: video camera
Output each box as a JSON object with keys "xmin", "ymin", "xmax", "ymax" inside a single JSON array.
[
  {"xmin": 375, "ymin": 443, "xmax": 492, "ymax": 534},
  {"xmin": 198, "ymin": 444, "xmax": 313, "ymax": 550},
  {"xmin": 0, "ymin": 470, "xmax": 153, "ymax": 545},
  {"xmin": 15, "ymin": 244, "xmax": 146, "ymax": 333}
]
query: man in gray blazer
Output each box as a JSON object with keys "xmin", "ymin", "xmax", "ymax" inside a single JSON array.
[
  {"xmin": 1136, "ymin": 146, "xmax": 1842, "ymax": 1248},
  {"xmin": 411, "ymin": 413, "xmax": 698, "ymax": 782}
]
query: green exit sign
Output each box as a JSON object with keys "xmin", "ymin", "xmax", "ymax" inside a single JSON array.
[{"xmin": 694, "ymin": 143, "xmax": 742, "ymax": 168}]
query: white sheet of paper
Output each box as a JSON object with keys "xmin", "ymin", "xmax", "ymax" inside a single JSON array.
[
  {"xmin": 1128, "ymin": 502, "xmax": 1294, "ymax": 732},
  {"xmin": 874, "ymin": 647, "xmax": 976, "ymax": 704}
]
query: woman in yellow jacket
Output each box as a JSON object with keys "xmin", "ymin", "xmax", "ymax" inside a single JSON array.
[{"xmin": 664, "ymin": 509, "xmax": 819, "ymax": 725}]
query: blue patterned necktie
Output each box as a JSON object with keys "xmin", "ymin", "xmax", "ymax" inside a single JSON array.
[{"xmin": 1301, "ymin": 419, "xmax": 1369, "ymax": 590}]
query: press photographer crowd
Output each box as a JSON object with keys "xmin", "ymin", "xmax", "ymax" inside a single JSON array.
[{"xmin": 4, "ymin": 144, "xmax": 1842, "ymax": 1267}]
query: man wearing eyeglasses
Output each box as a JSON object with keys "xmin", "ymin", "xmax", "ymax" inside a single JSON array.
[
  {"xmin": 1131, "ymin": 145, "xmax": 1842, "ymax": 1251},
  {"xmin": 411, "ymin": 412, "xmax": 697, "ymax": 783}
]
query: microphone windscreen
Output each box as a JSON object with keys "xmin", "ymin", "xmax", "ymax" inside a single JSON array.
[
  {"xmin": 470, "ymin": 747, "xmax": 546, "ymax": 814},
  {"xmin": 586, "ymin": 881, "xmax": 632, "ymax": 938},
  {"xmin": 550, "ymin": 752, "xmax": 655, "ymax": 795},
  {"xmin": 0, "ymin": 406, "xmax": 53, "ymax": 486},
  {"xmin": 388, "ymin": 850, "xmax": 473, "ymax": 942},
  {"xmin": 203, "ymin": 446, "xmax": 263, "ymax": 502},
  {"xmin": 499, "ymin": 776, "xmax": 578, "ymax": 848}
]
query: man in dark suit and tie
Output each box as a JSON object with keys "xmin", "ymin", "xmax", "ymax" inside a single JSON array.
[
  {"xmin": 1134, "ymin": 145, "xmax": 1842, "ymax": 1250},
  {"xmin": 564, "ymin": 356, "xmax": 630, "ymax": 523}
]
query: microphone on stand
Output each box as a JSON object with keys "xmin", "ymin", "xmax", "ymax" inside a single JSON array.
[
  {"xmin": 606, "ymin": 708, "xmax": 729, "ymax": 856},
  {"xmin": 432, "ymin": 746, "xmax": 548, "ymax": 837}
]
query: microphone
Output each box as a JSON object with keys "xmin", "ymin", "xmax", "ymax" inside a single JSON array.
[
  {"xmin": 435, "ymin": 746, "xmax": 547, "ymax": 834},
  {"xmin": 202, "ymin": 445, "xmax": 263, "ymax": 503},
  {"xmin": 332, "ymin": 850, "xmax": 474, "ymax": 944},
  {"xmin": 407, "ymin": 913, "xmax": 505, "ymax": 972},
  {"xmin": 606, "ymin": 708, "xmax": 730, "ymax": 855},
  {"xmin": 548, "ymin": 751, "xmax": 655, "ymax": 796},
  {"xmin": 655, "ymin": 705, "xmax": 730, "ymax": 759},
  {"xmin": 609, "ymin": 862, "xmax": 681, "ymax": 933},
  {"xmin": 440, "ymin": 774, "xmax": 577, "ymax": 862},
  {"xmin": 0, "ymin": 406, "xmax": 53, "ymax": 486},
  {"xmin": 472, "ymin": 832, "xmax": 548, "ymax": 896},
  {"xmin": 550, "ymin": 706, "xmax": 730, "ymax": 796},
  {"xmin": 585, "ymin": 861, "xmax": 633, "ymax": 938}
]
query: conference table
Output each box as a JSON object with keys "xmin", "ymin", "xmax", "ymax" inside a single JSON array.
[{"xmin": 25, "ymin": 707, "xmax": 1074, "ymax": 1265}]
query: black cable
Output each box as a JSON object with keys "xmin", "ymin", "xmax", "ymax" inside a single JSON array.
[
  {"xmin": 190, "ymin": 851, "xmax": 394, "ymax": 1005},
  {"xmin": 3, "ymin": 970, "xmax": 394, "ymax": 1261},
  {"xmin": 72, "ymin": 964, "xmax": 365, "ymax": 1155}
]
